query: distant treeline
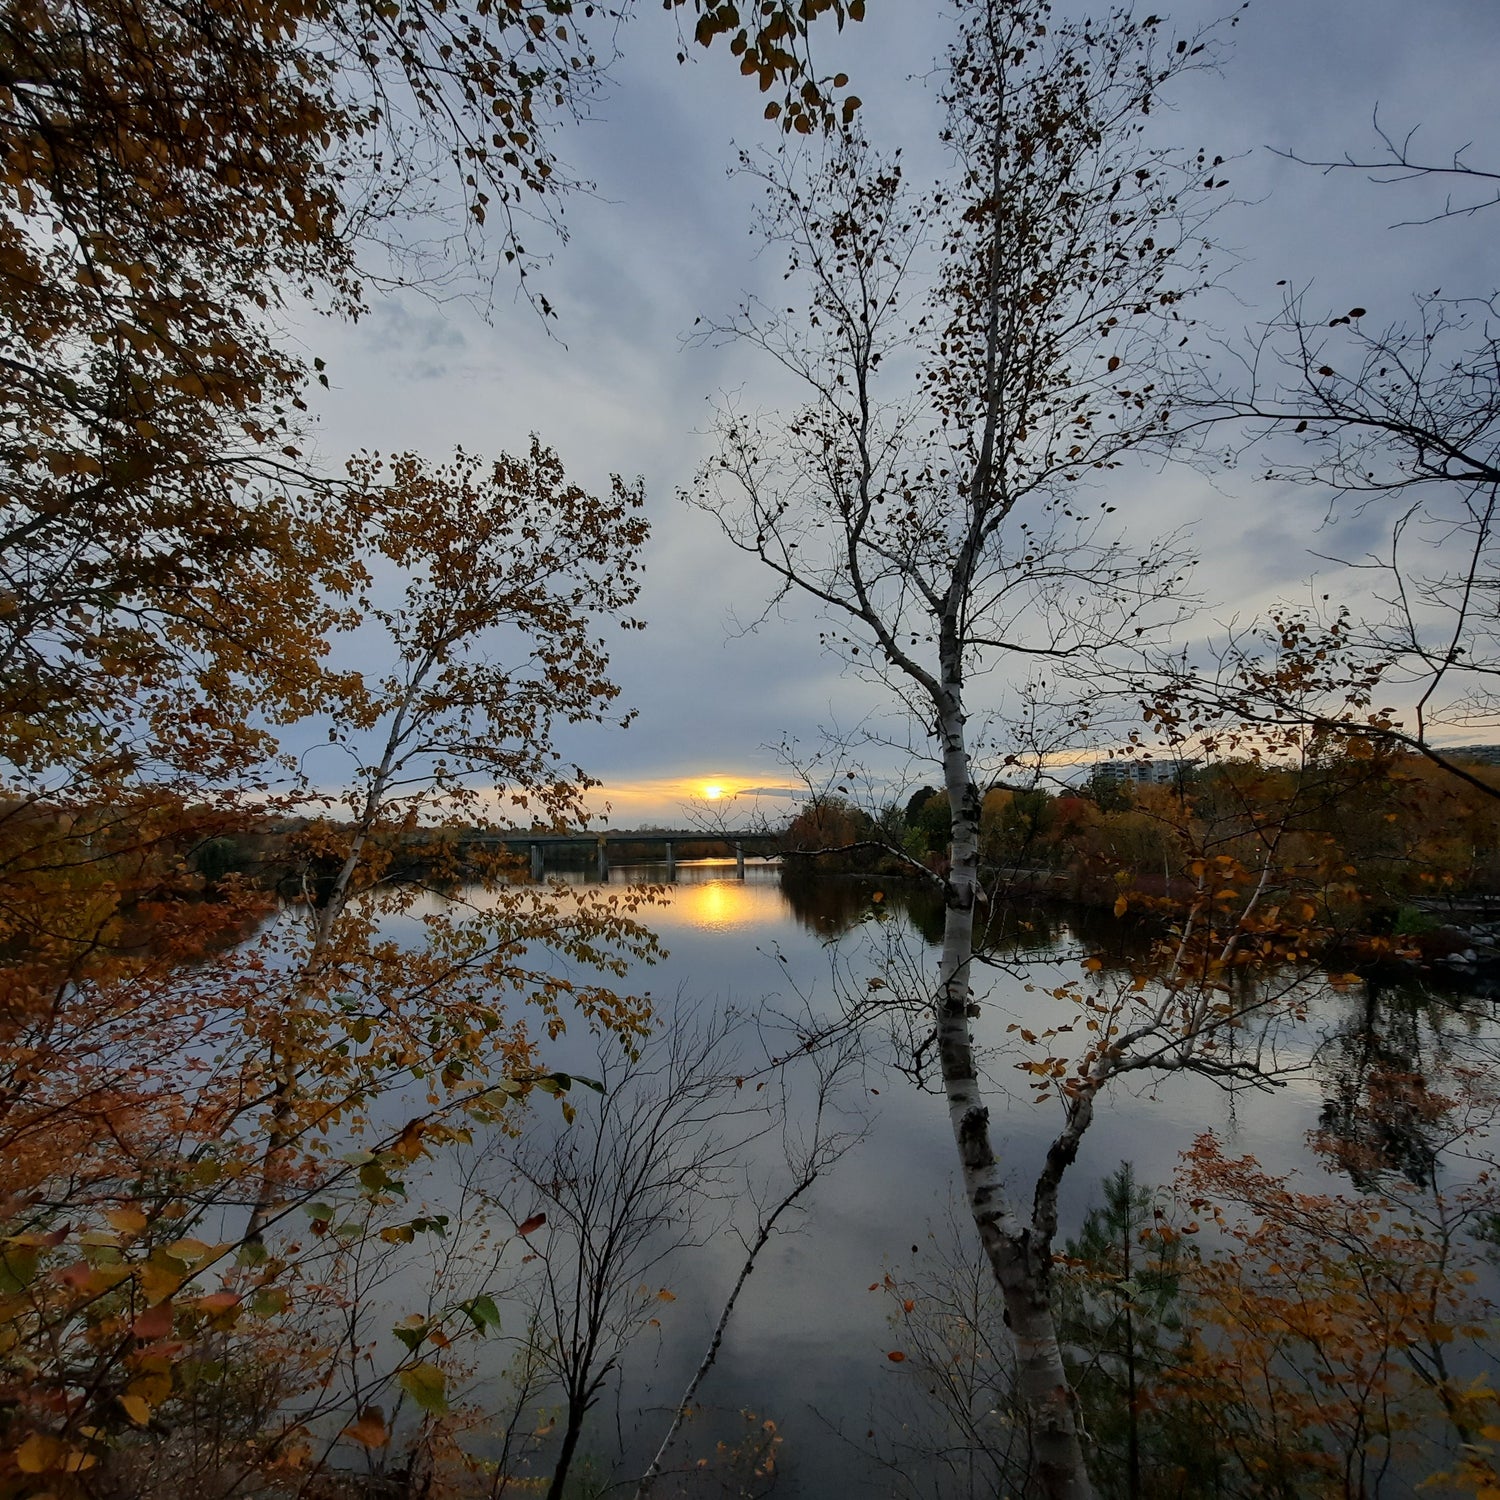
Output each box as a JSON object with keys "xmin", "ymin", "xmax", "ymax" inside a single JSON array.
[{"xmin": 781, "ymin": 749, "xmax": 1500, "ymax": 933}]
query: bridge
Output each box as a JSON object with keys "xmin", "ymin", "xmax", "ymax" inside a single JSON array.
[{"xmin": 462, "ymin": 828, "xmax": 784, "ymax": 880}]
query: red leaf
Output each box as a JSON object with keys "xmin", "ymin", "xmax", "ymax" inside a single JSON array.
[
  {"xmin": 132, "ymin": 1302, "xmax": 174, "ymax": 1340},
  {"xmin": 516, "ymin": 1213, "xmax": 546, "ymax": 1237}
]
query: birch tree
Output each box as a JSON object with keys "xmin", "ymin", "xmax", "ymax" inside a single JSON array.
[{"xmin": 691, "ymin": 3, "xmax": 1233, "ymax": 1492}]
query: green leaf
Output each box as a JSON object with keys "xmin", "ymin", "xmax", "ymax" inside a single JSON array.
[
  {"xmin": 392, "ymin": 1313, "xmax": 428, "ymax": 1353},
  {"xmin": 252, "ymin": 1286, "xmax": 289, "ymax": 1318},
  {"xmin": 397, "ymin": 1362, "xmax": 448, "ymax": 1416},
  {"xmin": 0, "ymin": 1245, "xmax": 39, "ymax": 1294},
  {"xmin": 462, "ymin": 1294, "xmax": 501, "ymax": 1334}
]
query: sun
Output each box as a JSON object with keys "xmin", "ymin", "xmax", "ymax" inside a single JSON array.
[{"xmin": 702, "ymin": 783, "xmax": 725, "ymax": 801}]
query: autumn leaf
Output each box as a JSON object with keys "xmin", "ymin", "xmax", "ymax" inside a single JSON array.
[
  {"xmin": 119, "ymin": 1394, "xmax": 152, "ymax": 1426},
  {"xmin": 132, "ymin": 1302, "xmax": 174, "ymax": 1341},
  {"xmin": 104, "ymin": 1206, "xmax": 149, "ymax": 1236},
  {"xmin": 342, "ymin": 1406, "xmax": 389, "ymax": 1448},
  {"xmin": 397, "ymin": 1362, "xmax": 449, "ymax": 1416}
]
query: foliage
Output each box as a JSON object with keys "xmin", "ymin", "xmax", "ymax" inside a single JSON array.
[
  {"xmin": 1056, "ymin": 1163, "xmax": 1214, "ymax": 1500},
  {"xmin": 1162, "ymin": 1128, "xmax": 1500, "ymax": 1497},
  {"xmin": 0, "ymin": 0, "xmax": 871, "ymax": 1485},
  {"xmin": 0, "ymin": 0, "xmax": 863, "ymax": 790},
  {"xmin": 0, "ymin": 446, "xmax": 662, "ymax": 1496},
  {"xmin": 783, "ymin": 794, "xmax": 873, "ymax": 853}
]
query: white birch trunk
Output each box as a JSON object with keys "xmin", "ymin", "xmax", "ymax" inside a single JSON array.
[{"xmin": 933, "ymin": 668, "xmax": 1094, "ymax": 1500}]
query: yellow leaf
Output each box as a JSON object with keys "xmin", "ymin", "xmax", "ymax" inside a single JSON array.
[
  {"xmin": 164, "ymin": 1237, "xmax": 213, "ymax": 1263},
  {"xmin": 17, "ymin": 1432, "xmax": 62, "ymax": 1473},
  {"xmin": 397, "ymin": 1362, "xmax": 448, "ymax": 1416},
  {"xmin": 119, "ymin": 1394, "xmax": 152, "ymax": 1426},
  {"xmin": 104, "ymin": 1206, "xmax": 148, "ymax": 1236}
]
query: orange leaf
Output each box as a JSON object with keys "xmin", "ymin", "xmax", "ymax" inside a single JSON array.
[
  {"xmin": 341, "ymin": 1407, "xmax": 389, "ymax": 1449},
  {"xmin": 516, "ymin": 1212, "xmax": 546, "ymax": 1237}
]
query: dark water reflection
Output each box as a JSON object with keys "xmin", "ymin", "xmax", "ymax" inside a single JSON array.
[{"xmin": 357, "ymin": 863, "xmax": 1500, "ymax": 1495}]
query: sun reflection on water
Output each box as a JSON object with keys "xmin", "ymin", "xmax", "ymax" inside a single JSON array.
[{"xmin": 643, "ymin": 867, "xmax": 790, "ymax": 933}]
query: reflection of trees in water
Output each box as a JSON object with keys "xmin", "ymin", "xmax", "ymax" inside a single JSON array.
[
  {"xmin": 776, "ymin": 868, "xmax": 942, "ymax": 941},
  {"xmin": 776, "ymin": 868, "xmax": 1148, "ymax": 959},
  {"xmin": 1315, "ymin": 974, "xmax": 1494, "ymax": 1190},
  {"xmin": 780, "ymin": 868, "xmax": 1500, "ymax": 1199}
]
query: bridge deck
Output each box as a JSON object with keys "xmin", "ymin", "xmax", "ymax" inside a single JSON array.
[{"xmin": 460, "ymin": 830, "xmax": 782, "ymax": 848}]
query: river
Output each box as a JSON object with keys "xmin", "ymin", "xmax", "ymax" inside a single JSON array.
[{"xmin": 325, "ymin": 859, "xmax": 1500, "ymax": 1496}]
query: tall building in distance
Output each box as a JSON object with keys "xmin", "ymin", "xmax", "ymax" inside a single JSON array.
[{"xmin": 1090, "ymin": 758, "xmax": 1200, "ymax": 788}]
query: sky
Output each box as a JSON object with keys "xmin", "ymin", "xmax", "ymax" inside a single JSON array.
[{"xmin": 296, "ymin": 0, "xmax": 1500, "ymax": 827}]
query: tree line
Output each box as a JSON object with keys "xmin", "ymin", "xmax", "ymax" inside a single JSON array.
[{"xmin": 787, "ymin": 744, "xmax": 1500, "ymax": 933}]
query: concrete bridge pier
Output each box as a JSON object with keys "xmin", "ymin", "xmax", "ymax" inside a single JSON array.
[
  {"xmin": 664, "ymin": 841, "xmax": 676, "ymax": 879},
  {"xmin": 596, "ymin": 835, "xmax": 610, "ymax": 882},
  {"xmin": 735, "ymin": 842, "xmax": 745, "ymax": 879},
  {"xmin": 529, "ymin": 843, "xmax": 543, "ymax": 881}
]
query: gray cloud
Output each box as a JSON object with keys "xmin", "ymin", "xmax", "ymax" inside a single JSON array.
[{"xmin": 287, "ymin": 0, "xmax": 1500, "ymax": 818}]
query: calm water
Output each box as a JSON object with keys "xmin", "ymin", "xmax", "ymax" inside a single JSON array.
[{"xmin": 331, "ymin": 860, "xmax": 1500, "ymax": 1494}]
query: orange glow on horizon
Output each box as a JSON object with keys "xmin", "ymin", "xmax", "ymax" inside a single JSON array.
[{"xmin": 577, "ymin": 773, "xmax": 798, "ymax": 825}]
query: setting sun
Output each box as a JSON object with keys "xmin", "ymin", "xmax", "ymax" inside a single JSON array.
[{"xmin": 702, "ymin": 783, "xmax": 724, "ymax": 800}]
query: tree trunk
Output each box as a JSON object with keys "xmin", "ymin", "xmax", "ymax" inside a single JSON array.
[
  {"xmin": 546, "ymin": 1398, "xmax": 586, "ymax": 1500},
  {"xmin": 934, "ymin": 682, "xmax": 1094, "ymax": 1500}
]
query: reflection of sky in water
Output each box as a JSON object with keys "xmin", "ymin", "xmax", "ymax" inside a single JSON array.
[
  {"xmin": 287, "ymin": 869, "xmax": 1500, "ymax": 1494},
  {"xmin": 640, "ymin": 863, "xmax": 792, "ymax": 934}
]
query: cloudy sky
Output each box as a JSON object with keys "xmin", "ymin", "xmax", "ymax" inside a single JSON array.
[{"xmin": 296, "ymin": 0, "xmax": 1499, "ymax": 826}]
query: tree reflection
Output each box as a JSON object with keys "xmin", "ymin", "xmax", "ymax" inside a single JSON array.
[
  {"xmin": 1314, "ymin": 974, "xmax": 1490, "ymax": 1190},
  {"xmin": 776, "ymin": 866, "xmax": 1150, "ymax": 960}
]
